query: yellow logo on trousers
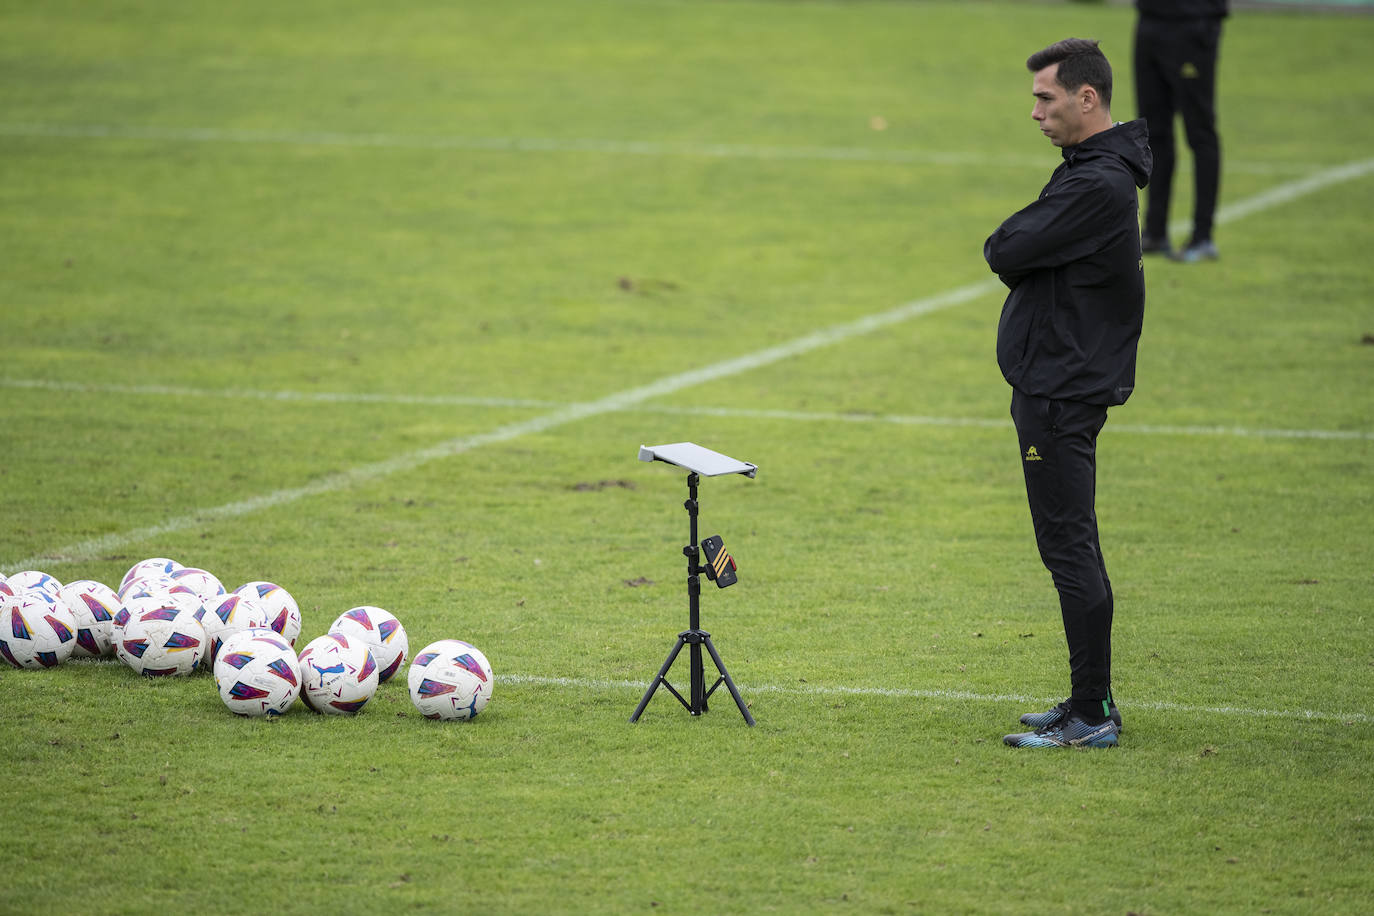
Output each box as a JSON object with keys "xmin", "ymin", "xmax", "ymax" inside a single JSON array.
[{"xmin": 1024, "ymin": 445, "xmax": 1043, "ymax": 462}]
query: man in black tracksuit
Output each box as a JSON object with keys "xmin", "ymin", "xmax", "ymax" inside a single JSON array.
[
  {"xmin": 984, "ymin": 39, "xmax": 1151, "ymax": 749},
  {"xmin": 1135, "ymin": 0, "xmax": 1228, "ymax": 262}
]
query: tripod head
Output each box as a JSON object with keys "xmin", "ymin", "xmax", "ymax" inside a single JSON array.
[{"xmin": 638, "ymin": 442, "xmax": 757, "ymax": 478}]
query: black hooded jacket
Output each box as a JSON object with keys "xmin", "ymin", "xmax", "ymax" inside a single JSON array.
[{"xmin": 984, "ymin": 118, "xmax": 1152, "ymax": 406}]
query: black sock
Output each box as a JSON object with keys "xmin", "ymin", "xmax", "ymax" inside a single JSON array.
[{"xmin": 1072, "ymin": 698, "xmax": 1109, "ymax": 725}]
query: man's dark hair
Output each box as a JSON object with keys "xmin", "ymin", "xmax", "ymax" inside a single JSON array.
[{"xmin": 1026, "ymin": 38, "xmax": 1113, "ymax": 108}]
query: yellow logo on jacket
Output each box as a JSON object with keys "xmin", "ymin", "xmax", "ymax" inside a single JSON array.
[{"xmin": 1024, "ymin": 446, "xmax": 1043, "ymax": 462}]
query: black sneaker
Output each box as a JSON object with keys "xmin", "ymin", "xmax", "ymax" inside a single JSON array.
[
  {"xmin": 1141, "ymin": 235, "xmax": 1172, "ymax": 256},
  {"xmin": 1003, "ymin": 712, "xmax": 1120, "ymax": 748},
  {"xmin": 1020, "ymin": 699, "xmax": 1122, "ymax": 732}
]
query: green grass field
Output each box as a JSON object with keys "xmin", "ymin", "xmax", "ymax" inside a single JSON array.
[{"xmin": 2, "ymin": 0, "xmax": 1372, "ymax": 912}]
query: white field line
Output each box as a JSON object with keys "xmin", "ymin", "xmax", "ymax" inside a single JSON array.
[
  {"xmin": 649, "ymin": 405, "xmax": 1374, "ymax": 441},
  {"xmin": 0, "ymin": 378, "xmax": 563, "ymax": 411},
  {"xmin": 1166, "ymin": 154, "xmax": 1374, "ymax": 237},
  {"xmin": 6, "ymin": 378, "xmax": 1371, "ymax": 441},
  {"xmin": 500, "ymin": 674, "xmax": 1372, "ymax": 724},
  {"xmin": 1209, "ymin": 156, "xmax": 1374, "ymax": 226},
  {"xmin": 4, "ymin": 156, "xmax": 1371, "ymax": 572},
  {"xmin": 0, "ymin": 280, "xmax": 994, "ymax": 573},
  {"xmin": 0, "ymin": 121, "xmax": 1313, "ymax": 176}
]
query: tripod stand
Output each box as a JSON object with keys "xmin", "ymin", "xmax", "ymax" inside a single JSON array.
[{"xmin": 630, "ymin": 471, "xmax": 755, "ymax": 726}]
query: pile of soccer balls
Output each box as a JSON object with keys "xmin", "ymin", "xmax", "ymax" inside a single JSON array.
[{"xmin": 0, "ymin": 557, "xmax": 493, "ymax": 721}]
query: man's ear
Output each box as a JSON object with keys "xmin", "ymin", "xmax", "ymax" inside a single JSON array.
[{"xmin": 1080, "ymin": 85, "xmax": 1099, "ymax": 113}]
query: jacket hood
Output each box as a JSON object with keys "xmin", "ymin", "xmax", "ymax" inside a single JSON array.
[{"xmin": 1062, "ymin": 118, "xmax": 1152, "ymax": 189}]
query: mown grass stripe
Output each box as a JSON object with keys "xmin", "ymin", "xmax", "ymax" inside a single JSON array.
[
  {"xmin": 0, "ymin": 121, "xmax": 1316, "ymax": 175},
  {"xmin": 0, "ymin": 281, "xmax": 992, "ymax": 572},
  {"xmin": 5, "ymin": 378, "xmax": 1369, "ymax": 442}
]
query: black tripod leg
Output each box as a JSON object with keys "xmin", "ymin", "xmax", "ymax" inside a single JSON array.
[
  {"xmin": 690, "ymin": 641, "xmax": 706, "ymax": 714},
  {"xmin": 629, "ymin": 636, "xmax": 688, "ymax": 723},
  {"xmin": 701, "ymin": 636, "xmax": 756, "ymax": 726}
]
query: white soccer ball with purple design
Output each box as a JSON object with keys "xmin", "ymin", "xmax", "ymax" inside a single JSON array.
[
  {"xmin": 234, "ymin": 581, "xmax": 302, "ymax": 646},
  {"xmin": 118, "ymin": 558, "xmax": 184, "ymax": 594},
  {"xmin": 1, "ymin": 588, "xmax": 79, "ymax": 669},
  {"xmin": 5, "ymin": 570, "xmax": 64, "ymax": 598},
  {"xmin": 115, "ymin": 594, "xmax": 206, "ymax": 676},
  {"xmin": 407, "ymin": 639, "xmax": 493, "ymax": 721},
  {"xmin": 112, "ymin": 576, "xmax": 178, "ymax": 649},
  {"xmin": 198, "ymin": 592, "xmax": 270, "ymax": 668},
  {"xmin": 297, "ymin": 632, "xmax": 379, "ymax": 715},
  {"xmin": 214, "ymin": 628, "xmax": 301, "ymax": 716},
  {"xmin": 168, "ymin": 566, "xmax": 225, "ymax": 604},
  {"xmin": 117, "ymin": 573, "xmax": 175, "ymax": 603},
  {"xmin": 329, "ymin": 606, "xmax": 408, "ymax": 683},
  {"xmin": 58, "ymin": 579, "xmax": 121, "ymax": 658}
]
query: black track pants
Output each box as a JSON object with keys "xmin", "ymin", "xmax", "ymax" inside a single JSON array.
[
  {"xmin": 1134, "ymin": 14, "xmax": 1223, "ymax": 244},
  {"xmin": 1010, "ymin": 390, "xmax": 1113, "ymax": 705}
]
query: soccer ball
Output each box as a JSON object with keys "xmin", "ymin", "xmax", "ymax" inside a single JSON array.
[
  {"xmin": 297, "ymin": 633, "xmax": 379, "ymax": 715},
  {"xmin": 214, "ymin": 629, "xmax": 301, "ymax": 716},
  {"xmin": 234, "ymin": 581, "xmax": 301, "ymax": 646},
  {"xmin": 5, "ymin": 570, "xmax": 64, "ymax": 598},
  {"xmin": 168, "ymin": 566, "xmax": 225, "ymax": 604},
  {"xmin": 137, "ymin": 579, "xmax": 217, "ymax": 657},
  {"xmin": 116, "ymin": 594, "xmax": 206, "ymax": 676},
  {"xmin": 1, "ymin": 588, "xmax": 79, "ymax": 669},
  {"xmin": 329, "ymin": 606, "xmax": 408, "ymax": 683},
  {"xmin": 118, "ymin": 557, "xmax": 184, "ymax": 594},
  {"xmin": 198, "ymin": 592, "xmax": 270, "ymax": 668},
  {"xmin": 112, "ymin": 576, "xmax": 179, "ymax": 648},
  {"xmin": 59, "ymin": 579, "xmax": 121, "ymax": 658},
  {"xmin": 407, "ymin": 639, "xmax": 494, "ymax": 721},
  {"xmin": 117, "ymin": 573, "xmax": 176, "ymax": 603}
]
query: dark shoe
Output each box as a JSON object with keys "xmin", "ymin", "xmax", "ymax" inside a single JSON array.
[
  {"xmin": 1020, "ymin": 699, "xmax": 1122, "ymax": 732},
  {"xmin": 1004, "ymin": 712, "xmax": 1120, "ymax": 748},
  {"xmin": 1171, "ymin": 239, "xmax": 1219, "ymax": 263},
  {"xmin": 1140, "ymin": 235, "xmax": 1172, "ymax": 256}
]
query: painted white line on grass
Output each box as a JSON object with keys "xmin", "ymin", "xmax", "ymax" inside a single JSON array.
[
  {"xmin": 0, "ymin": 121, "xmax": 1313, "ymax": 175},
  {"xmin": 643, "ymin": 404, "xmax": 1374, "ymax": 441},
  {"xmin": 499, "ymin": 674, "xmax": 1371, "ymax": 724},
  {"xmin": 1106, "ymin": 421, "xmax": 1374, "ymax": 441},
  {"xmin": 7, "ymin": 378, "xmax": 1371, "ymax": 442},
  {"xmin": 1162, "ymin": 155, "xmax": 1374, "ymax": 239},
  {"xmin": 1210, "ymin": 156, "xmax": 1374, "ymax": 227},
  {"xmin": 0, "ymin": 378, "xmax": 562, "ymax": 411},
  {"xmin": 0, "ymin": 279, "xmax": 995, "ymax": 572}
]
